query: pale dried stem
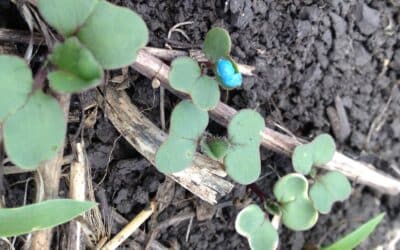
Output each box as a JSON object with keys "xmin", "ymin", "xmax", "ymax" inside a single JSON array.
[
  {"xmin": 101, "ymin": 202, "xmax": 156, "ymax": 250},
  {"xmin": 67, "ymin": 143, "xmax": 86, "ymax": 250},
  {"xmin": 131, "ymin": 49, "xmax": 400, "ymax": 195}
]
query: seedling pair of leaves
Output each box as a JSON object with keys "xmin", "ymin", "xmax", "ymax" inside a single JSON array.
[
  {"xmin": 40, "ymin": 0, "xmax": 148, "ymax": 93},
  {"xmin": 292, "ymin": 134, "xmax": 352, "ymax": 214},
  {"xmin": 0, "ymin": 0, "xmax": 148, "ymax": 169},
  {"xmin": 168, "ymin": 28, "xmax": 242, "ymax": 110},
  {"xmin": 201, "ymin": 110, "xmax": 265, "ymax": 185},
  {"xmin": 156, "ymin": 106, "xmax": 265, "ymax": 187}
]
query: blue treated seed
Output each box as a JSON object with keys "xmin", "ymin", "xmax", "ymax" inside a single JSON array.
[{"xmin": 216, "ymin": 58, "xmax": 242, "ymax": 88}]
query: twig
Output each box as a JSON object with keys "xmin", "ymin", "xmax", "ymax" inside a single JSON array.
[
  {"xmin": 131, "ymin": 49, "xmax": 400, "ymax": 195},
  {"xmin": 102, "ymin": 201, "xmax": 156, "ymax": 250},
  {"xmin": 67, "ymin": 143, "xmax": 86, "ymax": 250},
  {"xmin": 97, "ymin": 88, "xmax": 234, "ymax": 204}
]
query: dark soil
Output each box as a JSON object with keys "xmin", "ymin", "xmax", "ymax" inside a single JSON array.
[{"xmin": 2, "ymin": 0, "xmax": 400, "ymax": 249}]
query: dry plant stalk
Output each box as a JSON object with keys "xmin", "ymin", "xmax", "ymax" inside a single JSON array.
[
  {"xmin": 101, "ymin": 202, "xmax": 156, "ymax": 250},
  {"xmin": 67, "ymin": 143, "xmax": 86, "ymax": 250},
  {"xmin": 97, "ymin": 88, "xmax": 234, "ymax": 204},
  {"xmin": 131, "ymin": 49, "xmax": 400, "ymax": 195}
]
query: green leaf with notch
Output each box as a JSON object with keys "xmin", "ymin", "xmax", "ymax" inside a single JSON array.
[
  {"xmin": 224, "ymin": 110, "xmax": 264, "ymax": 184},
  {"xmin": 310, "ymin": 171, "xmax": 351, "ymax": 214},
  {"xmin": 203, "ymin": 27, "xmax": 231, "ymax": 62},
  {"xmin": 235, "ymin": 204, "xmax": 279, "ymax": 250},
  {"xmin": 292, "ymin": 144, "xmax": 314, "ymax": 175},
  {"xmin": 77, "ymin": 0, "xmax": 148, "ymax": 69},
  {"xmin": 311, "ymin": 134, "xmax": 336, "ymax": 166},
  {"xmin": 48, "ymin": 37, "xmax": 103, "ymax": 93},
  {"xmin": 228, "ymin": 109, "xmax": 264, "ymax": 145},
  {"xmin": 155, "ymin": 136, "xmax": 197, "ymax": 174},
  {"xmin": 155, "ymin": 100, "xmax": 208, "ymax": 174},
  {"xmin": 273, "ymin": 174, "xmax": 318, "ymax": 231},
  {"xmin": 169, "ymin": 100, "xmax": 209, "ymax": 139},
  {"xmin": 0, "ymin": 199, "xmax": 96, "ymax": 237},
  {"xmin": 225, "ymin": 145, "xmax": 261, "ymax": 185},
  {"xmin": 0, "ymin": 55, "xmax": 32, "ymax": 121},
  {"xmin": 321, "ymin": 213, "xmax": 385, "ymax": 250},
  {"xmin": 3, "ymin": 90, "xmax": 66, "ymax": 169},
  {"xmin": 169, "ymin": 57, "xmax": 220, "ymax": 111},
  {"xmin": 169, "ymin": 57, "xmax": 201, "ymax": 92},
  {"xmin": 191, "ymin": 76, "xmax": 220, "ymax": 110},
  {"xmin": 38, "ymin": 0, "xmax": 98, "ymax": 36}
]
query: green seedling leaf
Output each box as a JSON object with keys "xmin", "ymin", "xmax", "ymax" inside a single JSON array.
[
  {"xmin": 322, "ymin": 213, "xmax": 385, "ymax": 250},
  {"xmin": 200, "ymin": 137, "xmax": 229, "ymax": 160},
  {"xmin": 292, "ymin": 144, "xmax": 314, "ymax": 175},
  {"xmin": 224, "ymin": 110, "xmax": 265, "ymax": 184},
  {"xmin": 228, "ymin": 109, "xmax": 264, "ymax": 145},
  {"xmin": 273, "ymin": 174, "xmax": 318, "ymax": 231},
  {"xmin": 169, "ymin": 57, "xmax": 201, "ymax": 92},
  {"xmin": 155, "ymin": 136, "xmax": 197, "ymax": 174},
  {"xmin": 0, "ymin": 199, "xmax": 96, "ymax": 237},
  {"xmin": 169, "ymin": 100, "xmax": 209, "ymax": 139},
  {"xmin": 169, "ymin": 57, "xmax": 220, "ymax": 110},
  {"xmin": 38, "ymin": 0, "xmax": 98, "ymax": 36},
  {"xmin": 225, "ymin": 145, "xmax": 261, "ymax": 184},
  {"xmin": 235, "ymin": 204, "xmax": 279, "ymax": 250},
  {"xmin": 310, "ymin": 171, "xmax": 351, "ymax": 214},
  {"xmin": 77, "ymin": 0, "xmax": 148, "ymax": 69},
  {"xmin": 191, "ymin": 76, "xmax": 220, "ymax": 110},
  {"xmin": 311, "ymin": 133, "xmax": 336, "ymax": 166},
  {"xmin": 48, "ymin": 37, "xmax": 103, "ymax": 93},
  {"xmin": 0, "ymin": 55, "xmax": 32, "ymax": 121},
  {"xmin": 3, "ymin": 91, "xmax": 66, "ymax": 169},
  {"xmin": 155, "ymin": 100, "xmax": 209, "ymax": 174},
  {"xmin": 203, "ymin": 27, "xmax": 231, "ymax": 62}
]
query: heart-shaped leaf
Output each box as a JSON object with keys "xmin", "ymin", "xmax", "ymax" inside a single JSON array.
[
  {"xmin": 235, "ymin": 204, "xmax": 279, "ymax": 250},
  {"xmin": 224, "ymin": 144, "xmax": 261, "ymax": 184},
  {"xmin": 0, "ymin": 199, "xmax": 96, "ymax": 237},
  {"xmin": 0, "ymin": 55, "xmax": 32, "ymax": 121},
  {"xmin": 169, "ymin": 57, "xmax": 201, "ymax": 92},
  {"xmin": 191, "ymin": 75, "xmax": 220, "ymax": 110},
  {"xmin": 155, "ymin": 136, "xmax": 197, "ymax": 174},
  {"xmin": 200, "ymin": 137, "xmax": 229, "ymax": 160},
  {"xmin": 155, "ymin": 100, "xmax": 208, "ymax": 174},
  {"xmin": 203, "ymin": 27, "xmax": 231, "ymax": 62},
  {"xmin": 48, "ymin": 37, "xmax": 103, "ymax": 93},
  {"xmin": 224, "ymin": 110, "xmax": 265, "ymax": 184},
  {"xmin": 77, "ymin": 0, "xmax": 148, "ymax": 69},
  {"xmin": 292, "ymin": 144, "xmax": 314, "ymax": 175},
  {"xmin": 311, "ymin": 134, "xmax": 336, "ymax": 166},
  {"xmin": 273, "ymin": 174, "xmax": 318, "ymax": 231},
  {"xmin": 310, "ymin": 171, "xmax": 351, "ymax": 214},
  {"xmin": 3, "ymin": 91, "xmax": 66, "ymax": 169},
  {"xmin": 169, "ymin": 57, "xmax": 220, "ymax": 111},
  {"xmin": 38, "ymin": 0, "xmax": 98, "ymax": 36},
  {"xmin": 228, "ymin": 109, "xmax": 264, "ymax": 145},
  {"xmin": 169, "ymin": 100, "xmax": 209, "ymax": 139}
]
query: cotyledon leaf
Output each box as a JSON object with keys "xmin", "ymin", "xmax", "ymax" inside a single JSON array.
[
  {"xmin": 38, "ymin": 0, "xmax": 98, "ymax": 36},
  {"xmin": 3, "ymin": 90, "xmax": 66, "ymax": 169},
  {"xmin": 228, "ymin": 109, "xmax": 265, "ymax": 145},
  {"xmin": 203, "ymin": 27, "xmax": 231, "ymax": 62},
  {"xmin": 292, "ymin": 144, "xmax": 314, "ymax": 175},
  {"xmin": 169, "ymin": 57, "xmax": 201, "ymax": 93},
  {"xmin": 0, "ymin": 55, "xmax": 32, "ymax": 121},
  {"xmin": 0, "ymin": 199, "xmax": 96, "ymax": 237},
  {"xmin": 191, "ymin": 75, "xmax": 220, "ymax": 110},
  {"xmin": 77, "ymin": 0, "xmax": 148, "ymax": 69}
]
